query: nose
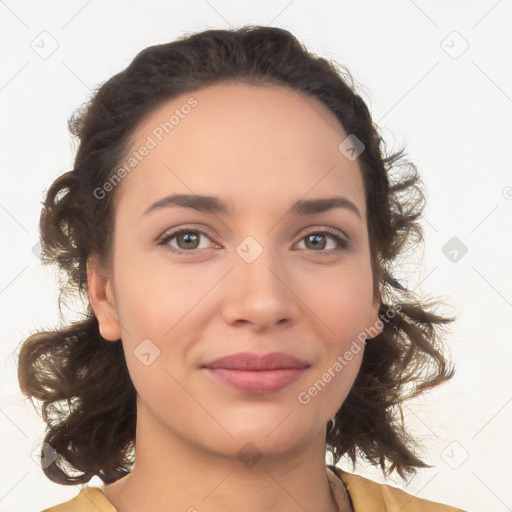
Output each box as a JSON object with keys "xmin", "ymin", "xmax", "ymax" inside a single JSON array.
[{"xmin": 221, "ymin": 244, "xmax": 301, "ymax": 331}]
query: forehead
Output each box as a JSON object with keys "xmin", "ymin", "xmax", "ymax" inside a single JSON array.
[{"xmin": 116, "ymin": 82, "xmax": 366, "ymax": 218}]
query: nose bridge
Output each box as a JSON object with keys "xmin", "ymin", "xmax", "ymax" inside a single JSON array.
[
  {"xmin": 222, "ymin": 232, "xmax": 299, "ymax": 327},
  {"xmin": 234, "ymin": 234, "xmax": 285, "ymax": 297}
]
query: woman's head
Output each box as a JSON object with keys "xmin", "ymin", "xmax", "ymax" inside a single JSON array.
[
  {"xmin": 87, "ymin": 80, "xmax": 381, "ymax": 471},
  {"xmin": 17, "ymin": 25, "xmax": 455, "ymax": 485}
]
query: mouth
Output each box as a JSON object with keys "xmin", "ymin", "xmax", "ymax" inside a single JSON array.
[
  {"xmin": 202, "ymin": 367, "xmax": 309, "ymax": 394},
  {"xmin": 201, "ymin": 352, "xmax": 311, "ymax": 394}
]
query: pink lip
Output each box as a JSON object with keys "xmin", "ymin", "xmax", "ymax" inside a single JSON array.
[{"xmin": 201, "ymin": 352, "xmax": 310, "ymax": 394}]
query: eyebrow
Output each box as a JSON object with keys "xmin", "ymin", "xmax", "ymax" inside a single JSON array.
[{"xmin": 142, "ymin": 193, "xmax": 361, "ymax": 219}]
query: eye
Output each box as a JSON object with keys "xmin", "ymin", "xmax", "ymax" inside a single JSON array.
[
  {"xmin": 294, "ymin": 228, "xmax": 350, "ymax": 255},
  {"xmin": 158, "ymin": 228, "xmax": 215, "ymax": 255},
  {"xmin": 157, "ymin": 227, "xmax": 350, "ymax": 256}
]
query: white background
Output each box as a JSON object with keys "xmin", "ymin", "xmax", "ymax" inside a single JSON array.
[{"xmin": 1, "ymin": 1, "xmax": 511, "ymax": 511}]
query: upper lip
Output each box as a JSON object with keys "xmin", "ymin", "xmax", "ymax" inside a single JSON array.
[{"xmin": 202, "ymin": 352, "xmax": 310, "ymax": 370}]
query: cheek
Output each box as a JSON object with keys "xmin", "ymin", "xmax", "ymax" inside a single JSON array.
[
  {"xmin": 112, "ymin": 254, "xmax": 211, "ymax": 337},
  {"xmin": 293, "ymin": 261, "xmax": 372, "ymax": 400},
  {"xmin": 111, "ymin": 257, "xmax": 216, "ymax": 393},
  {"xmin": 302, "ymin": 259, "xmax": 375, "ymax": 334}
]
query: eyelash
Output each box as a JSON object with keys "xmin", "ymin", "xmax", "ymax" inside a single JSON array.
[{"xmin": 157, "ymin": 227, "xmax": 350, "ymax": 256}]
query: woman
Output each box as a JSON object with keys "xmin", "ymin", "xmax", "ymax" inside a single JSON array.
[{"xmin": 18, "ymin": 25, "xmax": 467, "ymax": 511}]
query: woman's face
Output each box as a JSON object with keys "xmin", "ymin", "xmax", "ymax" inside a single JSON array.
[{"xmin": 89, "ymin": 83, "xmax": 381, "ymax": 461}]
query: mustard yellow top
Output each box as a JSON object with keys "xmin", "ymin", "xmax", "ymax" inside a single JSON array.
[{"xmin": 40, "ymin": 465, "xmax": 467, "ymax": 512}]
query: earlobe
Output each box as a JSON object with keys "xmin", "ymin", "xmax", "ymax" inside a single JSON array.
[{"xmin": 86, "ymin": 254, "xmax": 121, "ymax": 342}]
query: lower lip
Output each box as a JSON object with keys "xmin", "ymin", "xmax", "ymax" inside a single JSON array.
[{"xmin": 204, "ymin": 367, "xmax": 308, "ymax": 394}]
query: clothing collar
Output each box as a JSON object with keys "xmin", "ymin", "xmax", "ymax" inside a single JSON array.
[{"xmin": 326, "ymin": 465, "xmax": 355, "ymax": 511}]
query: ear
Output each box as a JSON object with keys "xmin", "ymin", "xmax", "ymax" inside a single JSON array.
[
  {"xmin": 87, "ymin": 253, "xmax": 121, "ymax": 341},
  {"xmin": 365, "ymin": 284, "xmax": 383, "ymax": 339}
]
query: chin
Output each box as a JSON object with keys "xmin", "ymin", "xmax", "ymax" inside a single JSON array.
[
  {"xmin": 215, "ymin": 417, "xmax": 312, "ymax": 454},
  {"xmin": 204, "ymin": 434, "xmax": 305, "ymax": 465}
]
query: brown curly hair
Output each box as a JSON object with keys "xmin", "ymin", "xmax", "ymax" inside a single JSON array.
[{"xmin": 17, "ymin": 25, "xmax": 455, "ymax": 486}]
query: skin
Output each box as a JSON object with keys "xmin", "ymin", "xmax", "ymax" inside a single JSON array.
[{"xmin": 87, "ymin": 83, "xmax": 382, "ymax": 512}]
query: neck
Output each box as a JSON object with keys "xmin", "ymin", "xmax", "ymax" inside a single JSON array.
[{"xmin": 101, "ymin": 403, "xmax": 351, "ymax": 512}]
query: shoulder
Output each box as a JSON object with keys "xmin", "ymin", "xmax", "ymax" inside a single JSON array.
[
  {"xmin": 40, "ymin": 486, "xmax": 117, "ymax": 512},
  {"xmin": 328, "ymin": 465, "xmax": 468, "ymax": 512}
]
